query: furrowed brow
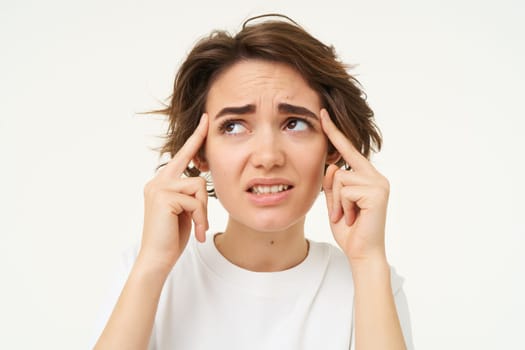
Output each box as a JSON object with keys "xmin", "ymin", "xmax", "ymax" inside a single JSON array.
[
  {"xmin": 278, "ymin": 103, "xmax": 318, "ymax": 120},
  {"xmin": 214, "ymin": 104, "xmax": 256, "ymax": 119}
]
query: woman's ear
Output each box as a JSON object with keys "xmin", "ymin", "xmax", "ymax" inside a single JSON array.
[
  {"xmin": 326, "ymin": 148, "xmax": 341, "ymax": 165},
  {"xmin": 193, "ymin": 150, "xmax": 209, "ymax": 172}
]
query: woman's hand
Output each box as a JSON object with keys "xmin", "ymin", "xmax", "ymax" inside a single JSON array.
[
  {"xmin": 320, "ymin": 109, "xmax": 390, "ymax": 266},
  {"xmin": 139, "ymin": 113, "xmax": 209, "ymax": 272}
]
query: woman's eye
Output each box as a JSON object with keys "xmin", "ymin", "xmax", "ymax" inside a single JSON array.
[
  {"xmin": 285, "ymin": 118, "xmax": 309, "ymax": 131},
  {"xmin": 221, "ymin": 121, "xmax": 246, "ymax": 135}
]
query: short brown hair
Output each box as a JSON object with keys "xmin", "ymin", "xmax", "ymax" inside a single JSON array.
[{"xmin": 154, "ymin": 14, "xmax": 382, "ymax": 194}]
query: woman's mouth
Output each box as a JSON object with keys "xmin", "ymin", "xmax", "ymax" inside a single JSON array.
[{"xmin": 249, "ymin": 184, "xmax": 293, "ymax": 195}]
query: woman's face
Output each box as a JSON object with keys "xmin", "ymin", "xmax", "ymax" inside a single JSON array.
[{"xmin": 202, "ymin": 59, "xmax": 335, "ymax": 232}]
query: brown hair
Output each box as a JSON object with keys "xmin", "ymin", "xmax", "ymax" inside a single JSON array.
[{"xmin": 153, "ymin": 14, "xmax": 382, "ymax": 195}]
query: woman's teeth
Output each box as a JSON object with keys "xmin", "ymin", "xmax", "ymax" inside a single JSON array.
[{"xmin": 250, "ymin": 184, "xmax": 290, "ymax": 194}]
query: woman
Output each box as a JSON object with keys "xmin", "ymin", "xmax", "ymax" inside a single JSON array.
[{"xmin": 94, "ymin": 14, "xmax": 413, "ymax": 350}]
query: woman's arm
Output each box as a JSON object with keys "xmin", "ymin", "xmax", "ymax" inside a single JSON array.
[
  {"xmin": 321, "ymin": 109, "xmax": 407, "ymax": 349},
  {"xmin": 94, "ymin": 256, "xmax": 170, "ymax": 349},
  {"xmin": 93, "ymin": 114, "xmax": 210, "ymax": 350},
  {"xmin": 351, "ymin": 258, "xmax": 406, "ymax": 349}
]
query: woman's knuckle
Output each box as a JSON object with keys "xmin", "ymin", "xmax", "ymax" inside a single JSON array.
[
  {"xmin": 143, "ymin": 180, "xmax": 155, "ymax": 196},
  {"xmin": 334, "ymin": 169, "xmax": 344, "ymax": 182},
  {"xmin": 195, "ymin": 176, "xmax": 206, "ymax": 187},
  {"xmin": 381, "ymin": 176, "xmax": 390, "ymax": 192},
  {"xmin": 373, "ymin": 186, "xmax": 389, "ymax": 201}
]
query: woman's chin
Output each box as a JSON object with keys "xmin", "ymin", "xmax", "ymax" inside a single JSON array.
[{"xmin": 229, "ymin": 214, "xmax": 305, "ymax": 234}]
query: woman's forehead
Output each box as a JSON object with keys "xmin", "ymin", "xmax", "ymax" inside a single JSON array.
[{"xmin": 206, "ymin": 60, "xmax": 321, "ymax": 113}]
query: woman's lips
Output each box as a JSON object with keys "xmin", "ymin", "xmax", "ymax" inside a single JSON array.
[
  {"xmin": 244, "ymin": 178, "xmax": 294, "ymax": 206},
  {"xmin": 249, "ymin": 184, "xmax": 291, "ymax": 194},
  {"xmin": 246, "ymin": 186, "xmax": 293, "ymax": 206},
  {"xmin": 245, "ymin": 178, "xmax": 293, "ymax": 190}
]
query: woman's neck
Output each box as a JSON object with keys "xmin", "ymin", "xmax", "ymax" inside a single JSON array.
[{"xmin": 214, "ymin": 218, "xmax": 309, "ymax": 272}]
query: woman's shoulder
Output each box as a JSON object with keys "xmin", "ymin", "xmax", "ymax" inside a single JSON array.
[
  {"xmin": 308, "ymin": 240, "xmax": 405, "ymax": 293},
  {"xmin": 307, "ymin": 240, "xmax": 353, "ymax": 285},
  {"xmin": 308, "ymin": 240, "xmax": 350, "ymax": 269}
]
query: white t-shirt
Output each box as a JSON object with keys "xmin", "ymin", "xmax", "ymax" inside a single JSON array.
[{"xmin": 93, "ymin": 233, "xmax": 414, "ymax": 349}]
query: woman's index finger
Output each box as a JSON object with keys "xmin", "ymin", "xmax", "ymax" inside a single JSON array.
[
  {"xmin": 163, "ymin": 113, "xmax": 209, "ymax": 178},
  {"xmin": 320, "ymin": 109, "xmax": 371, "ymax": 173}
]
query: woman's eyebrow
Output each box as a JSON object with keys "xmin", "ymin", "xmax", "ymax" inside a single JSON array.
[
  {"xmin": 213, "ymin": 103, "xmax": 318, "ymax": 120},
  {"xmin": 214, "ymin": 104, "xmax": 256, "ymax": 119},
  {"xmin": 278, "ymin": 103, "xmax": 318, "ymax": 120}
]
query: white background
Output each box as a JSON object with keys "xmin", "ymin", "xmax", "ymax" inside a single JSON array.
[{"xmin": 1, "ymin": 0, "xmax": 524, "ymax": 349}]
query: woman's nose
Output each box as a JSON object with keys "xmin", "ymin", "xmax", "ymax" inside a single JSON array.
[{"xmin": 249, "ymin": 128, "xmax": 285, "ymax": 170}]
